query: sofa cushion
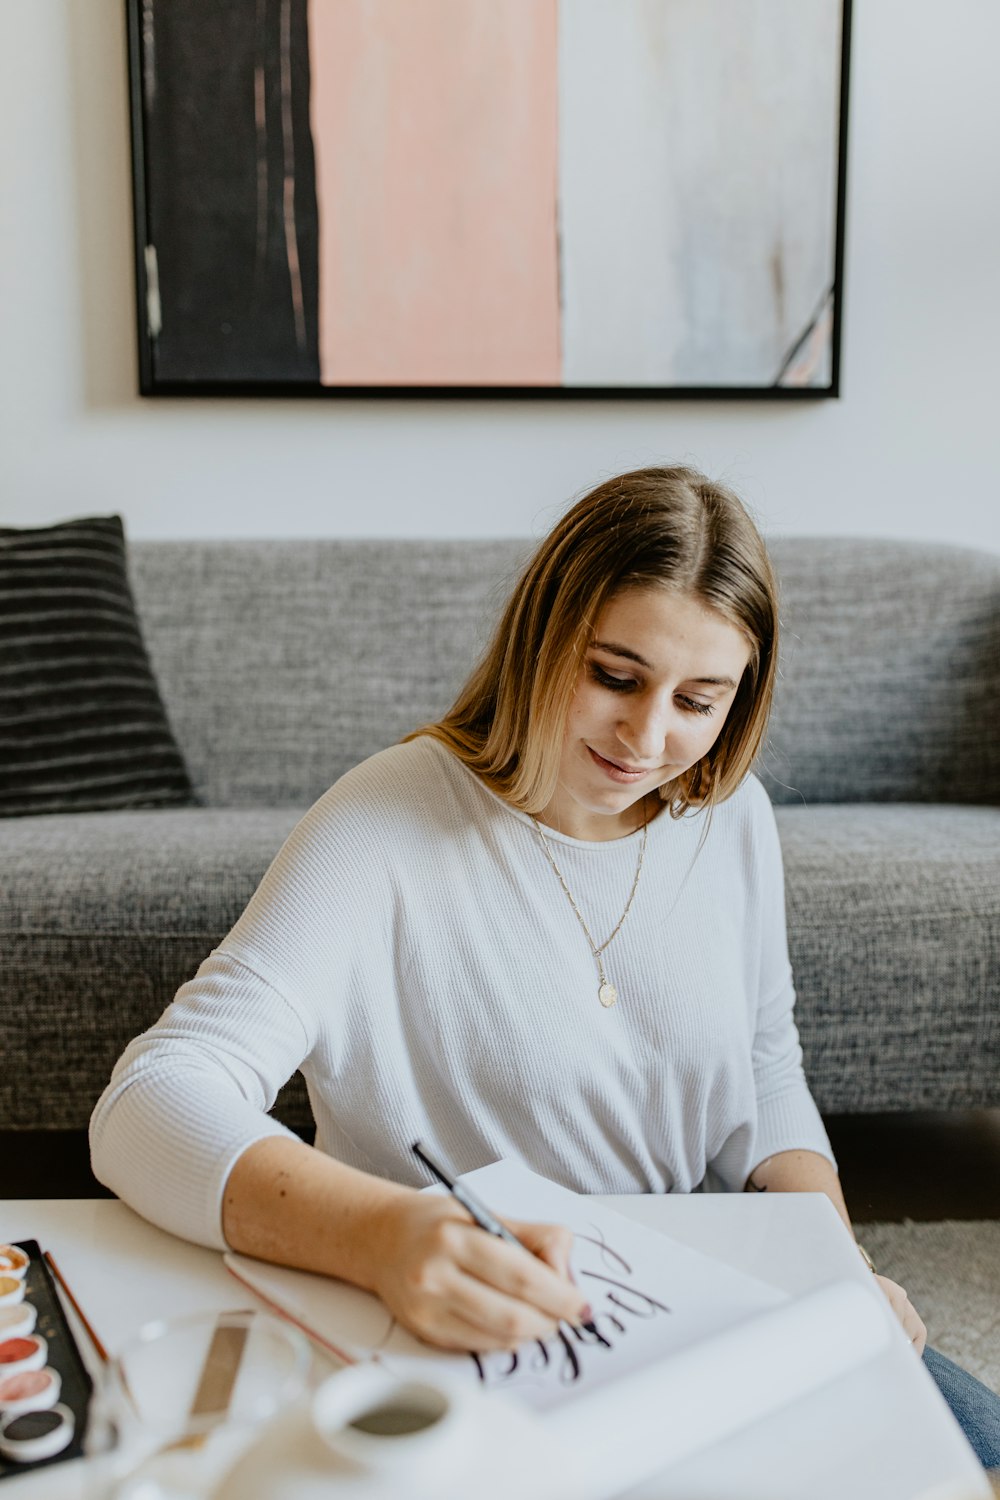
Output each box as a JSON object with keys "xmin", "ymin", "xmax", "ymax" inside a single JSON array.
[
  {"xmin": 123, "ymin": 537, "xmax": 1000, "ymax": 809},
  {"xmin": 763, "ymin": 539, "xmax": 1000, "ymax": 805},
  {"xmin": 0, "ymin": 516, "xmax": 195, "ymax": 816},
  {"xmin": 0, "ymin": 807, "xmax": 306, "ymax": 1129},
  {"xmin": 128, "ymin": 539, "xmax": 530, "ymax": 807},
  {"xmin": 775, "ymin": 802, "xmax": 1000, "ymax": 1112}
]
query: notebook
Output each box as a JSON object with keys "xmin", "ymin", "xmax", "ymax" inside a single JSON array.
[{"xmin": 224, "ymin": 1158, "xmax": 891, "ymax": 1489}]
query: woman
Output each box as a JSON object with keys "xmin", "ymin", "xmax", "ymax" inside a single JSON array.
[{"xmin": 91, "ymin": 466, "xmax": 999, "ymax": 1465}]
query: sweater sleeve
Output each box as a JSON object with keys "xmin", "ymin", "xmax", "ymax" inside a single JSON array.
[
  {"xmin": 717, "ymin": 780, "xmax": 837, "ymax": 1190},
  {"xmin": 89, "ymin": 773, "xmax": 388, "ymax": 1250}
]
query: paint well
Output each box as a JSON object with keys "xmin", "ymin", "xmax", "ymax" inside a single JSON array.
[
  {"xmin": 0, "ymin": 1247, "xmax": 28, "ymax": 1282},
  {"xmin": 0, "ymin": 1305, "xmax": 36, "ymax": 1340},
  {"xmin": 0, "ymin": 1366, "xmax": 61, "ymax": 1415},
  {"xmin": 0, "ymin": 1402, "xmax": 74, "ymax": 1463},
  {"xmin": 0, "ymin": 1336, "xmax": 46, "ymax": 1377},
  {"xmin": 0, "ymin": 1278, "xmax": 25, "ymax": 1308}
]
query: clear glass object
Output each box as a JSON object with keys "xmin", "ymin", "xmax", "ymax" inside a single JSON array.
[{"xmin": 84, "ymin": 1307, "xmax": 311, "ymax": 1499}]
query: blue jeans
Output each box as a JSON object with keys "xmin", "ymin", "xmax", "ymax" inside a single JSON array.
[{"xmin": 924, "ymin": 1345, "xmax": 1000, "ymax": 1471}]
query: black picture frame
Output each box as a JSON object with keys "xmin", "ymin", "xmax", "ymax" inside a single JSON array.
[{"xmin": 125, "ymin": 0, "xmax": 852, "ymax": 400}]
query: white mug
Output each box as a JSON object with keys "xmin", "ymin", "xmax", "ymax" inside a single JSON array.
[
  {"xmin": 312, "ymin": 1364, "xmax": 475, "ymax": 1482},
  {"xmin": 211, "ymin": 1364, "xmax": 482, "ymax": 1500},
  {"xmin": 210, "ymin": 1362, "xmax": 586, "ymax": 1500}
]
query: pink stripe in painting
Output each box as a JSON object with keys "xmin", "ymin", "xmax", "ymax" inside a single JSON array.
[{"xmin": 308, "ymin": 0, "xmax": 560, "ymax": 386}]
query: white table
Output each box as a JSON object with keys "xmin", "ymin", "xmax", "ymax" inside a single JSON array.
[{"xmin": 1, "ymin": 1195, "xmax": 989, "ymax": 1500}]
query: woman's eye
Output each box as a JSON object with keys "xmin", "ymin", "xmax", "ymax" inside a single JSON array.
[
  {"xmin": 679, "ymin": 696, "xmax": 714, "ymax": 716},
  {"xmin": 590, "ymin": 664, "xmax": 635, "ymax": 692}
]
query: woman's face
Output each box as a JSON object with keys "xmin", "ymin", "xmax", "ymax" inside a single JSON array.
[{"xmin": 538, "ymin": 586, "xmax": 753, "ymax": 841}]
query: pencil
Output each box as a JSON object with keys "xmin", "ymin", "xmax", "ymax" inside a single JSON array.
[{"xmin": 44, "ymin": 1249, "xmax": 111, "ymax": 1365}]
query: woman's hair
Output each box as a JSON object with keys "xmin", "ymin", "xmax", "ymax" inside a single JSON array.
[{"xmin": 406, "ymin": 465, "xmax": 779, "ymax": 818}]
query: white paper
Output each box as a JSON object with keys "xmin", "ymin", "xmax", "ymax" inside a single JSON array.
[
  {"xmin": 548, "ymin": 1279, "xmax": 892, "ymax": 1499},
  {"xmin": 227, "ymin": 1159, "xmax": 783, "ymax": 1408},
  {"xmin": 449, "ymin": 1159, "xmax": 786, "ymax": 1408},
  {"xmin": 225, "ymin": 1160, "xmax": 894, "ymax": 1497}
]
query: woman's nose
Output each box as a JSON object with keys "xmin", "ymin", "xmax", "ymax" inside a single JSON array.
[{"xmin": 618, "ymin": 699, "xmax": 673, "ymax": 759}]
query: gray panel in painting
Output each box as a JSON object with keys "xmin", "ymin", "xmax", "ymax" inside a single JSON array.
[{"xmin": 558, "ymin": 0, "xmax": 842, "ymax": 387}]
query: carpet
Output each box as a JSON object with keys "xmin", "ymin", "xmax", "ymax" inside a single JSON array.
[{"xmin": 862, "ymin": 1220, "xmax": 1000, "ymax": 1393}]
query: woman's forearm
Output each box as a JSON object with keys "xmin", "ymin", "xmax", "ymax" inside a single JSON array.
[
  {"xmin": 222, "ymin": 1135, "xmax": 413, "ymax": 1290},
  {"xmin": 744, "ymin": 1148, "xmax": 854, "ymax": 1235},
  {"xmin": 222, "ymin": 1136, "xmax": 588, "ymax": 1351}
]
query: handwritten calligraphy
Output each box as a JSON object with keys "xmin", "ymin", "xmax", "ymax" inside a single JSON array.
[{"xmin": 468, "ymin": 1221, "xmax": 672, "ymax": 1392}]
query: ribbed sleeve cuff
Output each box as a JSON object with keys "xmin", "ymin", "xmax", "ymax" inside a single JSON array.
[
  {"xmin": 90, "ymin": 1065, "xmax": 299, "ymax": 1251},
  {"xmin": 754, "ymin": 1085, "xmax": 838, "ymax": 1176}
]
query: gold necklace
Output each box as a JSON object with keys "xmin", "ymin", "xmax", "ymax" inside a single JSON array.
[{"xmin": 531, "ymin": 806, "xmax": 648, "ymax": 1009}]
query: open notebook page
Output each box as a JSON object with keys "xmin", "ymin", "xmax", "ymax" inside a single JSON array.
[{"xmin": 226, "ymin": 1157, "xmax": 786, "ymax": 1411}]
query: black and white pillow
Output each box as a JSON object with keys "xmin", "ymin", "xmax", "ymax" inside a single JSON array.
[{"xmin": 0, "ymin": 514, "xmax": 195, "ymax": 816}]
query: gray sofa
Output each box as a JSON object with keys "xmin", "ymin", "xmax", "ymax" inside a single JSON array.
[{"xmin": 2, "ymin": 537, "xmax": 998, "ymax": 1134}]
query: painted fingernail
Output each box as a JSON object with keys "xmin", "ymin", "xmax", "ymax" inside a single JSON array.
[{"xmin": 579, "ymin": 1304, "xmax": 593, "ymax": 1322}]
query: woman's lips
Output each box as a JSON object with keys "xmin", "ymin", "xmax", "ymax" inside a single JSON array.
[{"xmin": 587, "ymin": 746, "xmax": 653, "ymax": 782}]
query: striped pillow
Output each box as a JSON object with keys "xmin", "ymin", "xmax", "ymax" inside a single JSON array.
[{"xmin": 0, "ymin": 515, "xmax": 195, "ymax": 816}]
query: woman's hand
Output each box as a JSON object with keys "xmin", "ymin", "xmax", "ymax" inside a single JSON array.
[
  {"xmin": 366, "ymin": 1191, "xmax": 590, "ymax": 1352},
  {"xmin": 876, "ymin": 1273, "xmax": 927, "ymax": 1355}
]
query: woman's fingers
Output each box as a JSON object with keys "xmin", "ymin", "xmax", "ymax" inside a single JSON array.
[
  {"xmin": 507, "ymin": 1218, "xmax": 576, "ymax": 1280},
  {"xmin": 456, "ymin": 1218, "xmax": 587, "ymax": 1325},
  {"xmin": 405, "ymin": 1269, "xmax": 563, "ymax": 1350},
  {"xmin": 369, "ymin": 1195, "xmax": 587, "ymax": 1351},
  {"xmin": 876, "ymin": 1274, "xmax": 928, "ymax": 1356}
]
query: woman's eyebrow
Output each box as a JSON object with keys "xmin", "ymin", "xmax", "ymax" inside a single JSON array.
[
  {"xmin": 591, "ymin": 639, "xmax": 651, "ymax": 667},
  {"xmin": 590, "ymin": 639, "xmax": 737, "ymax": 689}
]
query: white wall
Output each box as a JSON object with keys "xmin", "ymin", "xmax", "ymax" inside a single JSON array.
[{"xmin": 2, "ymin": 1, "xmax": 998, "ymax": 551}]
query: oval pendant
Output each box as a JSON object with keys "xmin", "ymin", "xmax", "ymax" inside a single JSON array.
[{"xmin": 598, "ymin": 982, "xmax": 618, "ymax": 1009}]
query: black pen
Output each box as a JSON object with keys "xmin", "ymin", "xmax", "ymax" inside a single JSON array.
[
  {"xmin": 412, "ymin": 1140, "xmax": 529, "ymax": 1247},
  {"xmin": 410, "ymin": 1141, "xmax": 593, "ymax": 1335}
]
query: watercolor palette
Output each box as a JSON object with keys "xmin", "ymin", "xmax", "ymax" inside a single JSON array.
[{"xmin": 0, "ymin": 1241, "xmax": 92, "ymax": 1481}]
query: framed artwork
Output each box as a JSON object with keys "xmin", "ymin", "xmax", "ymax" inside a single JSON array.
[{"xmin": 126, "ymin": 0, "xmax": 852, "ymax": 397}]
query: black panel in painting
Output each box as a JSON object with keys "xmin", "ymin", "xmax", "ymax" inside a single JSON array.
[{"xmin": 140, "ymin": 0, "xmax": 319, "ymax": 384}]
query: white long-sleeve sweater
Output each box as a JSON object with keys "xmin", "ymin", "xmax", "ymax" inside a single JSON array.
[{"xmin": 89, "ymin": 737, "xmax": 834, "ymax": 1249}]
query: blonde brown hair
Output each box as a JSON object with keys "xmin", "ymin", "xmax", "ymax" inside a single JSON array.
[{"xmin": 407, "ymin": 466, "xmax": 779, "ymax": 818}]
